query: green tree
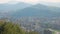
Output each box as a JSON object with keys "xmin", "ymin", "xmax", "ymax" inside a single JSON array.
[
  {"xmin": 0, "ymin": 21, "xmax": 25, "ymax": 34},
  {"xmin": 0, "ymin": 21, "xmax": 39, "ymax": 34}
]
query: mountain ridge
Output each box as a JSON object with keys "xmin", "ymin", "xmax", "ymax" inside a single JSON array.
[{"xmin": 8, "ymin": 4, "xmax": 60, "ymax": 18}]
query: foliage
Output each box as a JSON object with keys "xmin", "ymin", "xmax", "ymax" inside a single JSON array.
[
  {"xmin": 0, "ymin": 21, "xmax": 25, "ymax": 34},
  {"xmin": 27, "ymin": 31, "xmax": 39, "ymax": 34},
  {"xmin": 0, "ymin": 21, "xmax": 39, "ymax": 34}
]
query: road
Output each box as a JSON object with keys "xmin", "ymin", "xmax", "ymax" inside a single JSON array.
[{"xmin": 49, "ymin": 29, "xmax": 60, "ymax": 34}]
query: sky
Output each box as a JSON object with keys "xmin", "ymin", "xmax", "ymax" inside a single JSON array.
[{"xmin": 0, "ymin": 0, "xmax": 60, "ymax": 4}]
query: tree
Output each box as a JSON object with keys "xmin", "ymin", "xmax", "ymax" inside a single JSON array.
[
  {"xmin": 0, "ymin": 21, "xmax": 39, "ymax": 34},
  {"xmin": 0, "ymin": 21, "xmax": 25, "ymax": 34}
]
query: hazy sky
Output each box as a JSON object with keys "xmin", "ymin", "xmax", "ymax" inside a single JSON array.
[{"xmin": 0, "ymin": 0, "xmax": 60, "ymax": 4}]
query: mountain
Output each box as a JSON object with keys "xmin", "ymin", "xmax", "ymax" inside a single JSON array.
[
  {"xmin": 0, "ymin": 3, "xmax": 60, "ymax": 19},
  {"xmin": 0, "ymin": 2, "xmax": 32, "ymax": 13},
  {"xmin": 8, "ymin": 4, "xmax": 60, "ymax": 18},
  {"xmin": 40, "ymin": 2, "xmax": 60, "ymax": 7},
  {"xmin": 0, "ymin": 2, "xmax": 32, "ymax": 18}
]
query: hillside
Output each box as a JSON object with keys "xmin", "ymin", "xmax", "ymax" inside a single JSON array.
[
  {"xmin": 8, "ymin": 4, "xmax": 60, "ymax": 18},
  {"xmin": 0, "ymin": 2, "xmax": 32, "ymax": 13}
]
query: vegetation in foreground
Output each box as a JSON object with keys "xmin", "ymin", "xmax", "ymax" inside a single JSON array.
[{"xmin": 0, "ymin": 21, "xmax": 39, "ymax": 34}]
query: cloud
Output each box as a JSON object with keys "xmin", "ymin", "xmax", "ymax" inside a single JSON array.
[
  {"xmin": 40, "ymin": 0, "xmax": 60, "ymax": 2},
  {"xmin": 0, "ymin": 0, "xmax": 11, "ymax": 3},
  {"xmin": 13, "ymin": 0, "xmax": 60, "ymax": 3},
  {"xmin": 0, "ymin": 0, "xmax": 39, "ymax": 4},
  {"xmin": 15, "ymin": 0, "xmax": 39, "ymax": 4},
  {"xmin": 0, "ymin": 0, "xmax": 60, "ymax": 4}
]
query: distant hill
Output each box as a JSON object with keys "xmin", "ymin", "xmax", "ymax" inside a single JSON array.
[
  {"xmin": 9, "ymin": 4, "xmax": 60, "ymax": 18},
  {"xmin": 0, "ymin": 2, "xmax": 32, "ymax": 18},
  {"xmin": 0, "ymin": 2, "xmax": 32, "ymax": 13}
]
